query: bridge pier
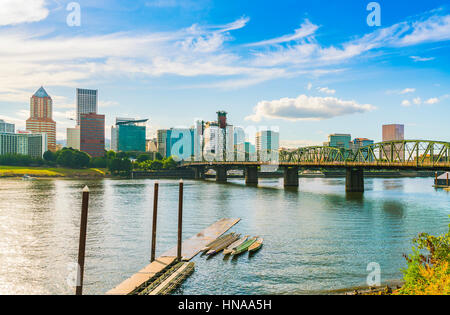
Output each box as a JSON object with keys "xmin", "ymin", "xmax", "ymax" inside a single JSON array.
[
  {"xmin": 346, "ymin": 168, "xmax": 364, "ymax": 192},
  {"xmin": 192, "ymin": 167, "xmax": 204, "ymax": 180},
  {"xmin": 245, "ymin": 166, "xmax": 258, "ymax": 185},
  {"xmin": 215, "ymin": 167, "xmax": 228, "ymax": 183},
  {"xmin": 284, "ymin": 166, "xmax": 299, "ymax": 188}
]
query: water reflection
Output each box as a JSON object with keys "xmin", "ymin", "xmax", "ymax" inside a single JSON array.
[{"xmin": 0, "ymin": 177, "xmax": 448, "ymax": 295}]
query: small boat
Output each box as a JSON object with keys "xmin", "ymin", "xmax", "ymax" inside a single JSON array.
[
  {"xmin": 231, "ymin": 237, "xmax": 257, "ymax": 256},
  {"xmin": 207, "ymin": 234, "xmax": 241, "ymax": 256},
  {"xmin": 22, "ymin": 174, "xmax": 35, "ymax": 181},
  {"xmin": 201, "ymin": 233, "xmax": 235, "ymax": 252},
  {"xmin": 223, "ymin": 235, "xmax": 249, "ymax": 255},
  {"xmin": 248, "ymin": 238, "xmax": 263, "ymax": 252}
]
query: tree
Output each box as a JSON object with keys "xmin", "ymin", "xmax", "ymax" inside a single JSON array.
[
  {"xmin": 163, "ymin": 156, "xmax": 178, "ymax": 169},
  {"xmin": 108, "ymin": 157, "xmax": 132, "ymax": 176},
  {"xmin": 43, "ymin": 150, "xmax": 56, "ymax": 162},
  {"xmin": 137, "ymin": 153, "xmax": 152, "ymax": 163}
]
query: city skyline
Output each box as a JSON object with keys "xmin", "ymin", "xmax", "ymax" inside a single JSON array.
[{"xmin": 0, "ymin": 1, "xmax": 449, "ymax": 147}]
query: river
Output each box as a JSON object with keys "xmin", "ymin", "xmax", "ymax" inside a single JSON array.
[{"xmin": 0, "ymin": 177, "xmax": 448, "ymax": 295}]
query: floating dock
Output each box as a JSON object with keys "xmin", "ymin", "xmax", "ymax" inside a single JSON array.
[{"xmin": 107, "ymin": 218, "xmax": 240, "ymax": 295}]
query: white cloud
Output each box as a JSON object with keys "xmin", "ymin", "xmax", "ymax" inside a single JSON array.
[
  {"xmin": 410, "ymin": 55, "xmax": 435, "ymax": 62},
  {"xmin": 400, "ymin": 88, "xmax": 416, "ymax": 94},
  {"xmin": 399, "ymin": 15, "xmax": 450, "ymax": 46},
  {"xmin": 245, "ymin": 94, "xmax": 375, "ymax": 122},
  {"xmin": 307, "ymin": 82, "xmax": 313, "ymax": 90},
  {"xmin": 246, "ymin": 19, "xmax": 318, "ymax": 47},
  {"xmin": 0, "ymin": 0, "xmax": 49, "ymax": 26},
  {"xmin": 317, "ymin": 87, "xmax": 336, "ymax": 95},
  {"xmin": 425, "ymin": 97, "xmax": 439, "ymax": 104},
  {"xmin": 413, "ymin": 97, "xmax": 422, "ymax": 105},
  {"xmin": 401, "ymin": 100, "xmax": 411, "ymax": 107}
]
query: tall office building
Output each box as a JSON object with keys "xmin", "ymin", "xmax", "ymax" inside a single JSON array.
[
  {"xmin": 0, "ymin": 132, "xmax": 47, "ymax": 158},
  {"xmin": 26, "ymin": 87, "xmax": 56, "ymax": 151},
  {"xmin": 0, "ymin": 119, "xmax": 14, "ymax": 133},
  {"xmin": 67, "ymin": 126, "xmax": 80, "ymax": 150},
  {"xmin": 76, "ymin": 88, "xmax": 98, "ymax": 125},
  {"xmin": 256, "ymin": 130, "xmax": 279, "ymax": 162},
  {"xmin": 234, "ymin": 127, "xmax": 245, "ymax": 162},
  {"xmin": 113, "ymin": 119, "xmax": 147, "ymax": 152},
  {"xmin": 157, "ymin": 129, "xmax": 169, "ymax": 158},
  {"xmin": 166, "ymin": 128, "xmax": 195, "ymax": 161},
  {"xmin": 382, "ymin": 124, "xmax": 405, "ymax": 160},
  {"xmin": 80, "ymin": 113, "xmax": 105, "ymax": 157}
]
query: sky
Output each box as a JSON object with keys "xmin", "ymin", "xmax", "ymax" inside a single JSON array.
[{"xmin": 0, "ymin": 0, "xmax": 449, "ymax": 147}]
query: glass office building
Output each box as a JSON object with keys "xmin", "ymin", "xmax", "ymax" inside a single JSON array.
[
  {"xmin": 0, "ymin": 132, "xmax": 48, "ymax": 158},
  {"xmin": 76, "ymin": 88, "xmax": 98, "ymax": 125},
  {"xmin": 117, "ymin": 120, "xmax": 147, "ymax": 152},
  {"xmin": 0, "ymin": 119, "xmax": 14, "ymax": 133}
]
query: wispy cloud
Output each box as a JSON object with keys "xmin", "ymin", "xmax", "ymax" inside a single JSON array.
[
  {"xmin": 410, "ymin": 55, "xmax": 435, "ymax": 62},
  {"xmin": 401, "ymin": 88, "xmax": 416, "ymax": 94},
  {"xmin": 245, "ymin": 94, "xmax": 375, "ymax": 122},
  {"xmin": 245, "ymin": 19, "xmax": 318, "ymax": 47},
  {"xmin": 317, "ymin": 87, "xmax": 336, "ymax": 95}
]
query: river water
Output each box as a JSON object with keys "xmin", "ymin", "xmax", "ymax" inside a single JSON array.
[{"xmin": 0, "ymin": 177, "xmax": 448, "ymax": 295}]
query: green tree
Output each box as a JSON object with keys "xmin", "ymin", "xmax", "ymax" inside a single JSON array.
[
  {"xmin": 163, "ymin": 156, "xmax": 178, "ymax": 169},
  {"xmin": 137, "ymin": 153, "xmax": 152, "ymax": 163},
  {"xmin": 43, "ymin": 150, "xmax": 56, "ymax": 162}
]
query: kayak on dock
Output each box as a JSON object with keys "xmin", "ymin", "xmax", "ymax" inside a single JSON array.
[
  {"xmin": 223, "ymin": 235, "xmax": 249, "ymax": 255},
  {"xmin": 201, "ymin": 233, "xmax": 235, "ymax": 253},
  {"xmin": 231, "ymin": 237, "xmax": 257, "ymax": 256},
  {"xmin": 207, "ymin": 234, "xmax": 241, "ymax": 256},
  {"xmin": 248, "ymin": 238, "xmax": 263, "ymax": 253}
]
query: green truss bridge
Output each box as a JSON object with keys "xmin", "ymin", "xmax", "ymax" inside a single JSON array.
[{"xmin": 181, "ymin": 140, "xmax": 450, "ymax": 192}]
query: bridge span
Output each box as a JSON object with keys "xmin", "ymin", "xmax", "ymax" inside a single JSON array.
[{"xmin": 180, "ymin": 140, "xmax": 450, "ymax": 192}]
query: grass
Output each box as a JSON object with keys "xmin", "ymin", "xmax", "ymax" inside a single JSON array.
[{"xmin": 0, "ymin": 165, "xmax": 108, "ymax": 178}]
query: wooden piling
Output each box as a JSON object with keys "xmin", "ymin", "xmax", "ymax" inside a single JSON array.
[
  {"xmin": 76, "ymin": 186, "xmax": 90, "ymax": 295},
  {"xmin": 177, "ymin": 179, "xmax": 183, "ymax": 261},
  {"xmin": 151, "ymin": 182, "xmax": 159, "ymax": 262}
]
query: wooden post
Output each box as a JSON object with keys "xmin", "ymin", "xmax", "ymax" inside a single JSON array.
[
  {"xmin": 177, "ymin": 179, "xmax": 184, "ymax": 261},
  {"xmin": 435, "ymin": 172, "xmax": 438, "ymax": 186},
  {"xmin": 76, "ymin": 186, "xmax": 90, "ymax": 295},
  {"xmin": 151, "ymin": 182, "xmax": 159, "ymax": 262},
  {"xmin": 447, "ymin": 173, "xmax": 449, "ymax": 187}
]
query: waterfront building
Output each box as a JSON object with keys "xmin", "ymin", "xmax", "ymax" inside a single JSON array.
[
  {"xmin": 203, "ymin": 112, "xmax": 235, "ymax": 161},
  {"xmin": 352, "ymin": 138, "xmax": 375, "ymax": 161},
  {"xmin": 76, "ymin": 88, "xmax": 98, "ymax": 125},
  {"xmin": 256, "ymin": 130, "xmax": 279, "ymax": 162},
  {"xmin": 80, "ymin": 113, "xmax": 105, "ymax": 157},
  {"xmin": 234, "ymin": 127, "xmax": 246, "ymax": 162},
  {"xmin": 146, "ymin": 139, "xmax": 158, "ymax": 153},
  {"xmin": 0, "ymin": 119, "xmax": 14, "ymax": 133},
  {"xmin": 382, "ymin": 124, "xmax": 405, "ymax": 160},
  {"xmin": 328, "ymin": 134, "xmax": 351, "ymax": 150},
  {"xmin": 66, "ymin": 126, "xmax": 80, "ymax": 150},
  {"xmin": 114, "ymin": 119, "xmax": 147, "ymax": 152},
  {"xmin": 157, "ymin": 129, "xmax": 169, "ymax": 158},
  {"xmin": 0, "ymin": 132, "xmax": 47, "ymax": 157},
  {"xmin": 166, "ymin": 128, "xmax": 195, "ymax": 161},
  {"xmin": 236, "ymin": 141, "xmax": 256, "ymax": 162},
  {"xmin": 26, "ymin": 87, "xmax": 56, "ymax": 151},
  {"xmin": 193, "ymin": 121, "xmax": 204, "ymax": 161}
]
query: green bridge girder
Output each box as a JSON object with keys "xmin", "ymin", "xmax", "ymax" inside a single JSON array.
[{"xmin": 279, "ymin": 140, "xmax": 450, "ymax": 167}]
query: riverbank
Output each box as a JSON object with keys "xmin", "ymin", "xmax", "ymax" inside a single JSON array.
[{"xmin": 0, "ymin": 166, "xmax": 108, "ymax": 178}]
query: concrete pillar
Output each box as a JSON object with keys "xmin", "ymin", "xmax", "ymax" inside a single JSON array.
[
  {"xmin": 193, "ymin": 167, "xmax": 204, "ymax": 180},
  {"xmin": 284, "ymin": 166, "xmax": 299, "ymax": 188},
  {"xmin": 346, "ymin": 168, "xmax": 364, "ymax": 192},
  {"xmin": 215, "ymin": 167, "xmax": 228, "ymax": 183},
  {"xmin": 245, "ymin": 166, "xmax": 258, "ymax": 185}
]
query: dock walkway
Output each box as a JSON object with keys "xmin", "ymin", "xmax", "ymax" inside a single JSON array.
[{"xmin": 106, "ymin": 218, "xmax": 240, "ymax": 295}]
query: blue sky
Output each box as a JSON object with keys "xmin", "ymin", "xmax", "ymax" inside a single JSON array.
[{"xmin": 0, "ymin": 0, "xmax": 449, "ymax": 147}]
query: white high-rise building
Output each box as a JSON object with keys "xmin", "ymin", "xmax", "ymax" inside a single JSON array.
[
  {"xmin": 67, "ymin": 126, "xmax": 80, "ymax": 150},
  {"xmin": 256, "ymin": 130, "xmax": 280, "ymax": 162},
  {"xmin": 76, "ymin": 88, "xmax": 98, "ymax": 125}
]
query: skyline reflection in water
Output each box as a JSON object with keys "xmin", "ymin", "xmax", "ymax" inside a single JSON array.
[{"xmin": 0, "ymin": 177, "xmax": 448, "ymax": 295}]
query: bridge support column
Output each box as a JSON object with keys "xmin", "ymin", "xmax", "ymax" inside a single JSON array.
[
  {"xmin": 245, "ymin": 166, "xmax": 258, "ymax": 185},
  {"xmin": 192, "ymin": 167, "xmax": 204, "ymax": 180},
  {"xmin": 215, "ymin": 167, "xmax": 228, "ymax": 183},
  {"xmin": 284, "ymin": 166, "xmax": 299, "ymax": 188},
  {"xmin": 346, "ymin": 168, "xmax": 364, "ymax": 192}
]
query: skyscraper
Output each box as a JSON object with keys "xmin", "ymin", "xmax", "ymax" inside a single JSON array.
[
  {"xmin": 26, "ymin": 87, "xmax": 56, "ymax": 151},
  {"xmin": 76, "ymin": 88, "xmax": 98, "ymax": 125},
  {"xmin": 80, "ymin": 113, "xmax": 105, "ymax": 157},
  {"xmin": 256, "ymin": 130, "xmax": 280, "ymax": 162},
  {"xmin": 67, "ymin": 126, "xmax": 80, "ymax": 150},
  {"xmin": 382, "ymin": 124, "xmax": 405, "ymax": 161}
]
